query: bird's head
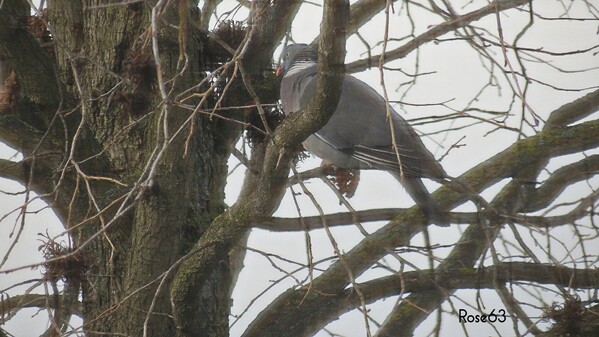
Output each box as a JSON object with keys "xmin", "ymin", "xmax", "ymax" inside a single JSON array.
[{"xmin": 276, "ymin": 43, "xmax": 318, "ymax": 77}]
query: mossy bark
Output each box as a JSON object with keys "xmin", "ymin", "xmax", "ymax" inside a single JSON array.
[{"xmin": 42, "ymin": 1, "xmax": 232, "ymax": 336}]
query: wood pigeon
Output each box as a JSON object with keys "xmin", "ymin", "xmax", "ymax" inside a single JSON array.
[{"xmin": 277, "ymin": 43, "xmax": 449, "ymax": 226}]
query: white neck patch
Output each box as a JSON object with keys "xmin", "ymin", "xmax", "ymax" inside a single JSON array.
[{"xmin": 284, "ymin": 61, "xmax": 316, "ymax": 78}]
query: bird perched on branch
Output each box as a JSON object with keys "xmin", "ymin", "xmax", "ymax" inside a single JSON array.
[{"xmin": 277, "ymin": 43, "xmax": 449, "ymax": 226}]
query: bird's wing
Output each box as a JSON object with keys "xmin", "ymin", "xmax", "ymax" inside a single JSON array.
[
  {"xmin": 322, "ymin": 75, "xmax": 445, "ymax": 178},
  {"xmin": 281, "ymin": 67, "xmax": 445, "ymax": 178}
]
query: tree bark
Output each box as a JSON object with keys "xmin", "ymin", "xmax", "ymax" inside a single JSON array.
[
  {"xmin": 0, "ymin": 1, "xmax": 234, "ymax": 336},
  {"xmin": 0, "ymin": 0, "xmax": 302, "ymax": 335}
]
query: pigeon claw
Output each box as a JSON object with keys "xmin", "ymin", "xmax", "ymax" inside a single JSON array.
[{"xmin": 321, "ymin": 162, "xmax": 361, "ymax": 198}]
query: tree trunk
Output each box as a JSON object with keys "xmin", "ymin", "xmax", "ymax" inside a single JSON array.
[
  {"xmin": 45, "ymin": 1, "xmax": 233, "ymax": 336},
  {"xmin": 1, "ymin": 0, "xmax": 311, "ymax": 336}
]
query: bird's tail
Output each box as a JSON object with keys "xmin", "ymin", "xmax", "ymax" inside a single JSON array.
[{"xmin": 391, "ymin": 172, "xmax": 449, "ymax": 226}]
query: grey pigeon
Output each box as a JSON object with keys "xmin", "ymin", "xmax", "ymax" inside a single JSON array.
[{"xmin": 277, "ymin": 43, "xmax": 448, "ymax": 226}]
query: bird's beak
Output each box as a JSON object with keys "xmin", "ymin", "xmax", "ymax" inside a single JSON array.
[{"xmin": 276, "ymin": 64, "xmax": 283, "ymax": 77}]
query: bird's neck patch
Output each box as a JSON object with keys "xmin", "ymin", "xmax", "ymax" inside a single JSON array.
[{"xmin": 285, "ymin": 61, "xmax": 316, "ymax": 77}]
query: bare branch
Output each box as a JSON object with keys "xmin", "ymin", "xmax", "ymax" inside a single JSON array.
[
  {"xmin": 200, "ymin": 0, "xmax": 224, "ymax": 30},
  {"xmin": 0, "ymin": 159, "xmax": 26, "ymax": 185},
  {"xmin": 310, "ymin": 0, "xmax": 400, "ymax": 45},
  {"xmin": 546, "ymin": 88, "xmax": 599, "ymax": 129},
  {"xmin": 0, "ymin": 110, "xmax": 46, "ymax": 156},
  {"xmin": 0, "ymin": 293, "xmax": 82, "ymax": 323},
  {"xmin": 524, "ymin": 155, "xmax": 599, "ymax": 212},
  {"xmin": 170, "ymin": 2, "xmax": 349, "ymax": 336},
  {"xmin": 346, "ymin": 0, "xmax": 530, "ymax": 73},
  {"xmin": 240, "ymin": 0, "xmax": 302, "ymax": 73},
  {"xmin": 256, "ymin": 210, "xmax": 478, "ymax": 231},
  {"xmin": 346, "ymin": 0, "xmax": 398, "ymax": 36},
  {"xmin": 313, "ymin": 262, "xmax": 599, "ymax": 320},
  {"xmin": 241, "ymin": 118, "xmax": 599, "ymax": 337}
]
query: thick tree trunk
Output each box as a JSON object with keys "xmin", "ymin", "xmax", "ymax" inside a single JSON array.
[
  {"xmin": 45, "ymin": 1, "xmax": 233, "ymax": 336},
  {"xmin": 1, "ymin": 0, "xmax": 295, "ymax": 336}
]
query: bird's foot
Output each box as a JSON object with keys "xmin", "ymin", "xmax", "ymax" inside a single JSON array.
[{"xmin": 321, "ymin": 162, "xmax": 360, "ymax": 198}]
